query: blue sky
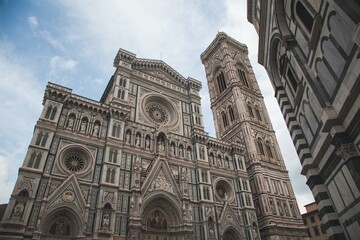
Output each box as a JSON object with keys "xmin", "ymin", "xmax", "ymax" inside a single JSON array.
[{"xmin": 0, "ymin": 0, "xmax": 313, "ymax": 213}]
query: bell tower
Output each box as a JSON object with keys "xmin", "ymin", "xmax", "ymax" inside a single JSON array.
[{"xmin": 201, "ymin": 32, "xmax": 308, "ymax": 239}]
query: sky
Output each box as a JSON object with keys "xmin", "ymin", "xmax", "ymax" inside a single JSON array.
[{"xmin": 0, "ymin": 0, "xmax": 314, "ymax": 213}]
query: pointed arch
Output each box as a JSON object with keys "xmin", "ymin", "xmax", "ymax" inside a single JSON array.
[{"xmin": 222, "ymin": 111, "xmax": 228, "ymax": 128}]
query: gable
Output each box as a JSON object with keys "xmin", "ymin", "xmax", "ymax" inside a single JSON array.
[
  {"xmin": 46, "ymin": 174, "xmax": 87, "ymax": 214},
  {"xmin": 141, "ymin": 157, "xmax": 182, "ymax": 201},
  {"xmin": 132, "ymin": 59, "xmax": 188, "ymax": 89}
]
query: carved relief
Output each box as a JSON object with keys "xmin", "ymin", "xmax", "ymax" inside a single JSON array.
[{"xmin": 149, "ymin": 169, "xmax": 174, "ymax": 195}]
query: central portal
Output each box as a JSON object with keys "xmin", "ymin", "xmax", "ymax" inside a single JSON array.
[{"xmin": 140, "ymin": 195, "xmax": 190, "ymax": 240}]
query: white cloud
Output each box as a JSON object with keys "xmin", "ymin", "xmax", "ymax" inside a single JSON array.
[
  {"xmin": 0, "ymin": 156, "xmax": 14, "ymax": 202},
  {"xmin": 50, "ymin": 56, "xmax": 77, "ymax": 75},
  {"xmin": 0, "ymin": 41, "xmax": 43, "ymax": 203},
  {"xmin": 28, "ymin": 16, "xmax": 38, "ymax": 29}
]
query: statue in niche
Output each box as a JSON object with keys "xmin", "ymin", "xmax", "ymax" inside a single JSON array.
[
  {"xmin": 252, "ymin": 222, "xmax": 259, "ymax": 240},
  {"xmin": 187, "ymin": 148, "xmax": 192, "ymax": 159},
  {"xmin": 102, "ymin": 212, "xmax": 110, "ymax": 228},
  {"xmin": 80, "ymin": 120, "xmax": 87, "ymax": 133},
  {"xmin": 179, "ymin": 147, "xmax": 184, "ymax": 157},
  {"xmin": 125, "ymin": 131, "xmax": 131, "ymax": 144},
  {"xmin": 67, "ymin": 116, "xmax": 75, "ymax": 129},
  {"xmin": 208, "ymin": 217, "xmax": 215, "ymax": 238},
  {"xmin": 92, "ymin": 124, "xmax": 99, "ymax": 136},
  {"xmin": 158, "ymin": 139, "xmax": 165, "ymax": 152},
  {"xmin": 135, "ymin": 134, "xmax": 141, "ymax": 147},
  {"xmin": 145, "ymin": 137, "xmax": 150, "ymax": 149}
]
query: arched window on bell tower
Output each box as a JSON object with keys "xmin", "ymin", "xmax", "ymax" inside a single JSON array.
[
  {"xmin": 228, "ymin": 106, "xmax": 235, "ymax": 123},
  {"xmin": 221, "ymin": 111, "xmax": 228, "ymax": 129},
  {"xmin": 238, "ymin": 69, "xmax": 249, "ymax": 88},
  {"xmin": 216, "ymin": 71, "xmax": 227, "ymax": 93},
  {"xmin": 257, "ymin": 138, "xmax": 265, "ymax": 156},
  {"xmin": 247, "ymin": 105, "xmax": 254, "ymax": 118}
]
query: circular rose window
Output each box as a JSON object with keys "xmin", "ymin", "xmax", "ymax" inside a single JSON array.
[
  {"xmin": 141, "ymin": 94, "xmax": 179, "ymax": 127},
  {"xmin": 214, "ymin": 179, "xmax": 234, "ymax": 202},
  {"xmin": 146, "ymin": 103, "xmax": 169, "ymax": 124},
  {"xmin": 57, "ymin": 144, "xmax": 93, "ymax": 176},
  {"xmin": 64, "ymin": 153, "xmax": 85, "ymax": 172}
]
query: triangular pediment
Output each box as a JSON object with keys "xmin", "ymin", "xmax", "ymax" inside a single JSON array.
[
  {"xmin": 218, "ymin": 202, "xmax": 242, "ymax": 233},
  {"xmin": 132, "ymin": 59, "xmax": 187, "ymax": 88},
  {"xmin": 46, "ymin": 174, "xmax": 87, "ymax": 214},
  {"xmin": 141, "ymin": 158, "xmax": 181, "ymax": 201}
]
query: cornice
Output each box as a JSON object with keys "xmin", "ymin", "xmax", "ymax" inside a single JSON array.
[{"xmin": 200, "ymin": 32, "xmax": 248, "ymax": 63}]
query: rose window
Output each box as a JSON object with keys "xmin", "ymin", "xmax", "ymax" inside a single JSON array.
[
  {"xmin": 57, "ymin": 144, "xmax": 93, "ymax": 176},
  {"xmin": 146, "ymin": 103, "xmax": 169, "ymax": 124},
  {"xmin": 64, "ymin": 154, "xmax": 85, "ymax": 172},
  {"xmin": 215, "ymin": 179, "xmax": 234, "ymax": 202}
]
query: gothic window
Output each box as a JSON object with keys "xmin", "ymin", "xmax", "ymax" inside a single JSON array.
[
  {"xmin": 257, "ymin": 138, "xmax": 265, "ymax": 155},
  {"xmin": 203, "ymin": 187, "xmax": 210, "ymax": 200},
  {"xmin": 238, "ymin": 69, "xmax": 249, "ymax": 88},
  {"xmin": 199, "ymin": 146, "xmax": 205, "ymax": 160},
  {"xmin": 119, "ymin": 78, "xmax": 127, "ymax": 87},
  {"xmin": 106, "ymin": 168, "xmax": 116, "ymax": 183},
  {"xmin": 117, "ymin": 89, "xmax": 125, "ymax": 99},
  {"xmin": 109, "ymin": 149, "xmax": 118, "ymax": 163},
  {"xmin": 201, "ymin": 170, "xmax": 207, "ymax": 182},
  {"xmin": 170, "ymin": 142, "xmax": 176, "ymax": 156},
  {"xmin": 228, "ymin": 106, "xmax": 235, "ymax": 122},
  {"xmin": 255, "ymin": 107, "xmax": 262, "ymax": 121},
  {"xmin": 247, "ymin": 105, "xmax": 254, "ymax": 118},
  {"xmin": 28, "ymin": 151, "xmax": 42, "ymax": 168},
  {"xmin": 45, "ymin": 105, "xmax": 57, "ymax": 120},
  {"xmin": 35, "ymin": 132, "xmax": 48, "ymax": 147},
  {"xmin": 245, "ymin": 194, "xmax": 252, "ymax": 206},
  {"xmin": 286, "ymin": 67, "xmax": 298, "ymax": 92},
  {"xmin": 295, "ymin": 1, "xmax": 314, "ymax": 33},
  {"xmin": 242, "ymin": 180, "xmax": 249, "ymax": 191},
  {"xmin": 216, "ymin": 71, "xmax": 227, "ymax": 93},
  {"xmin": 111, "ymin": 122, "xmax": 121, "ymax": 138},
  {"xmin": 222, "ymin": 111, "xmax": 228, "ymax": 128},
  {"xmin": 265, "ymin": 141, "xmax": 274, "ymax": 158}
]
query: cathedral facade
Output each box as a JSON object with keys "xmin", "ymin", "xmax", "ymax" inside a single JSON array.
[
  {"xmin": 1, "ymin": 34, "xmax": 307, "ymax": 240},
  {"xmin": 247, "ymin": 0, "xmax": 360, "ymax": 239}
]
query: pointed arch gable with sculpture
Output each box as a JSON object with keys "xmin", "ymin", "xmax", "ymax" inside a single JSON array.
[{"xmin": 35, "ymin": 174, "xmax": 88, "ymax": 239}]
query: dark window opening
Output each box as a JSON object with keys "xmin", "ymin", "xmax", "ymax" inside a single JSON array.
[
  {"xmin": 287, "ymin": 68, "xmax": 298, "ymax": 92},
  {"xmin": 347, "ymin": 157, "xmax": 360, "ymax": 190},
  {"xmin": 217, "ymin": 71, "xmax": 227, "ymax": 93},
  {"xmin": 296, "ymin": 1, "xmax": 314, "ymax": 32},
  {"xmin": 238, "ymin": 69, "xmax": 249, "ymax": 88}
]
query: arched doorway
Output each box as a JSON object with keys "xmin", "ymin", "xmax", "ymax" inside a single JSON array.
[
  {"xmin": 141, "ymin": 196, "xmax": 184, "ymax": 240},
  {"xmin": 41, "ymin": 207, "xmax": 84, "ymax": 240},
  {"xmin": 223, "ymin": 227, "xmax": 241, "ymax": 240}
]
